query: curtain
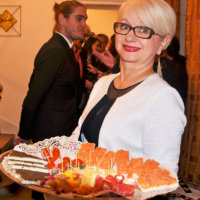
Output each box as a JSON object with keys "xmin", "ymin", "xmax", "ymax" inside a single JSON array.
[
  {"xmin": 164, "ymin": 0, "xmax": 180, "ymax": 37},
  {"xmin": 178, "ymin": 0, "xmax": 200, "ymax": 186}
]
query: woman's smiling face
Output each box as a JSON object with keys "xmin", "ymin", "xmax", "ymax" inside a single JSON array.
[{"xmin": 115, "ymin": 6, "xmax": 166, "ymax": 68}]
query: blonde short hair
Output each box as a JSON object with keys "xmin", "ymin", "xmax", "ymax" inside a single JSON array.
[{"xmin": 118, "ymin": 0, "xmax": 176, "ymax": 37}]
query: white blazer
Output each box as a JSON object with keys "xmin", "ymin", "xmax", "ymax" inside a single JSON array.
[{"xmin": 72, "ymin": 73, "xmax": 187, "ymax": 173}]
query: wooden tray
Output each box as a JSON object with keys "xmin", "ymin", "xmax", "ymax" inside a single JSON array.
[{"xmin": 0, "ymin": 150, "xmax": 177, "ymax": 199}]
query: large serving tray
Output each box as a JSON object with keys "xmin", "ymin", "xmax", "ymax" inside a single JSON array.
[{"xmin": 0, "ymin": 150, "xmax": 178, "ymax": 199}]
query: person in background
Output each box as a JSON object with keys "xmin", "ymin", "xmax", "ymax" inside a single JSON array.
[
  {"xmin": 93, "ymin": 34, "xmax": 119, "ymax": 72},
  {"xmin": 16, "ymin": 1, "xmax": 87, "ymax": 199},
  {"xmin": 72, "ymin": 26, "xmax": 97, "ymax": 115},
  {"xmin": 83, "ymin": 37, "xmax": 101, "ymax": 66},
  {"xmin": 96, "ymin": 33, "xmax": 109, "ymax": 53},
  {"xmin": 17, "ymin": 0, "xmax": 87, "ymax": 144},
  {"xmin": 82, "ymin": 24, "xmax": 95, "ymax": 43},
  {"xmin": 107, "ymin": 34, "xmax": 119, "ymax": 61},
  {"xmin": 94, "ymin": 33, "xmax": 112, "ymax": 73},
  {"xmin": 72, "ymin": 39, "xmax": 88, "ymax": 116},
  {"xmin": 72, "ymin": 0, "xmax": 186, "ymax": 174},
  {"xmin": 154, "ymin": 35, "xmax": 188, "ymax": 105},
  {"xmin": 82, "ymin": 37, "xmax": 103, "ymax": 91}
]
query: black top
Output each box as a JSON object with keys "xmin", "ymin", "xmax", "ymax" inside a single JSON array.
[
  {"xmin": 80, "ymin": 80, "xmax": 142, "ymax": 146},
  {"xmin": 153, "ymin": 56, "xmax": 188, "ymax": 105}
]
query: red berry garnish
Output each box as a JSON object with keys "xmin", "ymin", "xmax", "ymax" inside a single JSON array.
[
  {"xmin": 72, "ymin": 158, "xmax": 84, "ymax": 166},
  {"xmin": 63, "ymin": 157, "xmax": 70, "ymax": 164},
  {"xmin": 52, "ymin": 147, "xmax": 60, "ymax": 158},
  {"xmin": 43, "ymin": 147, "xmax": 50, "ymax": 157},
  {"xmin": 40, "ymin": 180, "xmax": 45, "ymax": 186},
  {"xmin": 49, "ymin": 156, "xmax": 58, "ymax": 163},
  {"xmin": 47, "ymin": 162, "xmax": 55, "ymax": 169},
  {"xmin": 48, "ymin": 175, "xmax": 54, "ymax": 179},
  {"xmin": 57, "ymin": 163, "xmax": 67, "ymax": 170}
]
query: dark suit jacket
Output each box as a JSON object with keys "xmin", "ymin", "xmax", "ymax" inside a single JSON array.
[{"xmin": 18, "ymin": 33, "xmax": 84, "ymax": 142}]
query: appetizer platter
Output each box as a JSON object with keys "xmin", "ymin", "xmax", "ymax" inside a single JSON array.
[{"xmin": 0, "ymin": 136, "xmax": 179, "ymax": 199}]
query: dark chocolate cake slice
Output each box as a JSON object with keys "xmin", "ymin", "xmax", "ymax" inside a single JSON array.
[{"xmin": 14, "ymin": 169, "xmax": 49, "ymax": 185}]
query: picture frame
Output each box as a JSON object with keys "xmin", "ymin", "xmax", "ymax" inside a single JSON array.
[{"xmin": 0, "ymin": 5, "xmax": 21, "ymax": 37}]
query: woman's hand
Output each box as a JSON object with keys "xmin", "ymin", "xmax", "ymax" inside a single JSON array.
[
  {"xmin": 93, "ymin": 50, "xmax": 116, "ymax": 68},
  {"xmin": 97, "ymin": 71, "xmax": 105, "ymax": 79},
  {"xmin": 87, "ymin": 64, "xmax": 98, "ymax": 74}
]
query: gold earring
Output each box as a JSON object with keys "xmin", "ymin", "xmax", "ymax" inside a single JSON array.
[{"xmin": 157, "ymin": 56, "xmax": 163, "ymax": 78}]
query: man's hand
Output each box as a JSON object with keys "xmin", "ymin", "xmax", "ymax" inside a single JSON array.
[
  {"xmin": 85, "ymin": 80, "xmax": 93, "ymax": 90},
  {"xmin": 87, "ymin": 64, "xmax": 98, "ymax": 74}
]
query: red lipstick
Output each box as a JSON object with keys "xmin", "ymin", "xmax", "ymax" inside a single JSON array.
[{"xmin": 123, "ymin": 44, "xmax": 140, "ymax": 52}]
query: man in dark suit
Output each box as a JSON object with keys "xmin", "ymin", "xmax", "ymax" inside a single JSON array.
[
  {"xmin": 16, "ymin": 1, "xmax": 87, "ymax": 200},
  {"xmin": 17, "ymin": 0, "xmax": 88, "ymax": 143}
]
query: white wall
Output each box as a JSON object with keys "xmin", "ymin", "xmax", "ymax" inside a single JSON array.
[
  {"xmin": 87, "ymin": 7, "xmax": 118, "ymax": 37},
  {"xmin": 0, "ymin": 0, "xmax": 187, "ymax": 134}
]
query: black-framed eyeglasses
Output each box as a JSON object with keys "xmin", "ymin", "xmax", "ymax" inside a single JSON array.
[{"xmin": 114, "ymin": 22, "xmax": 157, "ymax": 39}]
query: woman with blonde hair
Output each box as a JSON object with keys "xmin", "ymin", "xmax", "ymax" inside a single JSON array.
[
  {"xmin": 45, "ymin": 1, "xmax": 186, "ymax": 199},
  {"xmin": 73, "ymin": 0, "xmax": 186, "ymax": 173}
]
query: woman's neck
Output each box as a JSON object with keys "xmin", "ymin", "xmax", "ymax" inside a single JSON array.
[{"xmin": 114, "ymin": 61, "xmax": 155, "ymax": 89}]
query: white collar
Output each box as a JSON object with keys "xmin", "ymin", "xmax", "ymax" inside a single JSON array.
[{"xmin": 56, "ymin": 32, "xmax": 73, "ymax": 48}]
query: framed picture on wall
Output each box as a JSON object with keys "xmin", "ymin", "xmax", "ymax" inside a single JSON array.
[{"xmin": 0, "ymin": 5, "xmax": 21, "ymax": 37}]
